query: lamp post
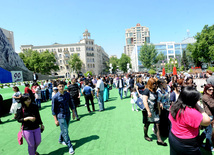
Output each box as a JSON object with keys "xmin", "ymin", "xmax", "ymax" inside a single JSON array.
[{"xmin": 161, "ymin": 60, "xmax": 166, "ymax": 69}]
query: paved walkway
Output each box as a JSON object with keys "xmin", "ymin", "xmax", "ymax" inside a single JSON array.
[{"xmin": 0, "ymin": 88, "xmax": 211, "ymax": 155}]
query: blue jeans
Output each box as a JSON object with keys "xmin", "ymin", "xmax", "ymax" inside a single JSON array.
[
  {"xmin": 35, "ymin": 99, "xmax": 41, "ymax": 108},
  {"xmin": 48, "ymin": 88, "xmax": 52, "ymax": 100},
  {"xmin": 58, "ymin": 116, "xmax": 73, "ymax": 149},
  {"xmin": 98, "ymin": 91, "xmax": 104, "ymax": 111},
  {"xmin": 41, "ymin": 90, "xmax": 46, "ymax": 101},
  {"xmin": 118, "ymin": 88, "xmax": 123, "ymax": 99}
]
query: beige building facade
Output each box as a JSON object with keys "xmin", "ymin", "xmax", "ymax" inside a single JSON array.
[
  {"xmin": 125, "ymin": 23, "xmax": 150, "ymax": 56},
  {"xmin": 20, "ymin": 30, "xmax": 109, "ymax": 77}
]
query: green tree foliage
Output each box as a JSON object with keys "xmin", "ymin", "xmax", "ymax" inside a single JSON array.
[
  {"xmin": 181, "ymin": 49, "xmax": 189, "ymax": 71},
  {"xmin": 187, "ymin": 24, "xmax": 214, "ymax": 67},
  {"xmin": 109, "ymin": 56, "xmax": 119, "ymax": 73},
  {"xmin": 156, "ymin": 52, "xmax": 167, "ymax": 62},
  {"xmin": 84, "ymin": 71, "xmax": 93, "ymax": 77},
  {"xmin": 139, "ymin": 43, "xmax": 158, "ymax": 69},
  {"xmin": 68, "ymin": 53, "xmax": 83, "ymax": 73},
  {"xmin": 118, "ymin": 53, "xmax": 131, "ymax": 73},
  {"xmin": 19, "ymin": 49, "xmax": 59, "ymax": 75},
  {"xmin": 148, "ymin": 69, "xmax": 156, "ymax": 75}
]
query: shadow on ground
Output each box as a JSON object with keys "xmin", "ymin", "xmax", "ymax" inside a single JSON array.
[
  {"xmin": 41, "ymin": 135, "xmax": 99, "ymax": 155},
  {"xmin": 106, "ymin": 97, "xmax": 117, "ymax": 102},
  {"xmin": 105, "ymin": 106, "xmax": 116, "ymax": 111},
  {"xmin": 71, "ymin": 135, "xmax": 99, "ymax": 149}
]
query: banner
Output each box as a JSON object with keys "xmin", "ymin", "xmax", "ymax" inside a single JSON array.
[
  {"xmin": 0, "ymin": 67, "xmax": 12, "ymax": 83},
  {"xmin": 11, "ymin": 71, "xmax": 23, "ymax": 82}
]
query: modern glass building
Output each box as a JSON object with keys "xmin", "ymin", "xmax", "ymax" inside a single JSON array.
[{"xmin": 131, "ymin": 37, "xmax": 196, "ymax": 72}]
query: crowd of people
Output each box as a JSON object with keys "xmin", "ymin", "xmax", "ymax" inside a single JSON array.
[{"xmin": 1, "ymin": 70, "xmax": 214, "ymax": 154}]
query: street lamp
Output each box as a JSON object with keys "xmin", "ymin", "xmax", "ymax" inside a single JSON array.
[
  {"xmin": 161, "ymin": 60, "xmax": 166, "ymax": 69},
  {"xmin": 171, "ymin": 58, "xmax": 177, "ymax": 67}
]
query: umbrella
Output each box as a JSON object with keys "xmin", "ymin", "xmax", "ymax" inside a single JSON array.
[
  {"xmin": 162, "ymin": 68, "xmax": 166, "ymax": 76},
  {"xmin": 173, "ymin": 66, "xmax": 177, "ymax": 75}
]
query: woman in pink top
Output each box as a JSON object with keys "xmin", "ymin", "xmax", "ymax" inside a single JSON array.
[{"xmin": 169, "ymin": 86, "xmax": 210, "ymax": 155}]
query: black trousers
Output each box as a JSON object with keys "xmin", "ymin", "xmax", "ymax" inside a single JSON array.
[
  {"xmin": 169, "ymin": 132, "xmax": 201, "ymax": 155},
  {"xmin": 84, "ymin": 94, "xmax": 95, "ymax": 112}
]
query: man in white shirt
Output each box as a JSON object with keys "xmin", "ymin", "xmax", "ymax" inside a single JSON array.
[{"xmin": 96, "ymin": 76, "xmax": 105, "ymax": 111}]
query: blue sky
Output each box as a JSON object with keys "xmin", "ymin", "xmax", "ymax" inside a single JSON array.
[{"xmin": 1, "ymin": 0, "xmax": 214, "ymax": 58}]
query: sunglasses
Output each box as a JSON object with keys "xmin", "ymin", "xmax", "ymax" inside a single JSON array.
[{"xmin": 207, "ymin": 88, "xmax": 214, "ymax": 91}]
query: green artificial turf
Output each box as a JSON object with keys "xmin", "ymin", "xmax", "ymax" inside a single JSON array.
[{"xmin": 0, "ymin": 88, "xmax": 212, "ymax": 155}]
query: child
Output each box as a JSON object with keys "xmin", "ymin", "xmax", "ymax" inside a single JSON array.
[
  {"xmin": 52, "ymin": 87, "xmax": 58, "ymax": 98},
  {"xmin": 131, "ymin": 88, "xmax": 138, "ymax": 111}
]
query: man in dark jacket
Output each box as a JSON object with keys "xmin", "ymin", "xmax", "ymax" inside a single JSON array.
[
  {"xmin": 33, "ymin": 72, "xmax": 38, "ymax": 82},
  {"xmin": 68, "ymin": 78, "xmax": 80, "ymax": 121},
  {"xmin": 117, "ymin": 75, "xmax": 125, "ymax": 99}
]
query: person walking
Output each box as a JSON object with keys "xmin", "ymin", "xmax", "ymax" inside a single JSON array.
[
  {"xmin": 83, "ymin": 80, "xmax": 95, "ymax": 113},
  {"xmin": 68, "ymin": 78, "xmax": 80, "ymax": 121},
  {"xmin": 117, "ymin": 75, "xmax": 125, "ymax": 100},
  {"xmin": 16, "ymin": 94, "xmax": 44, "ymax": 155},
  {"xmin": 96, "ymin": 76, "xmax": 104, "ymax": 111},
  {"xmin": 52, "ymin": 81, "xmax": 76, "ymax": 154}
]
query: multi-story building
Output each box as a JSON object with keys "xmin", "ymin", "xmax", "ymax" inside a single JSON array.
[
  {"xmin": 0, "ymin": 27, "xmax": 15, "ymax": 50},
  {"xmin": 131, "ymin": 37, "xmax": 196, "ymax": 72},
  {"xmin": 20, "ymin": 30, "xmax": 109, "ymax": 77},
  {"xmin": 125, "ymin": 23, "xmax": 150, "ymax": 56}
]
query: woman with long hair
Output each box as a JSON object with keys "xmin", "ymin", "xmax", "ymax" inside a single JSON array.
[
  {"xmin": 10, "ymin": 86, "xmax": 22, "ymax": 119},
  {"xmin": 157, "ymin": 79, "xmax": 171, "ymax": 137},
  {"xmin": 15, "ymin": 94, "xmax": 44, "ymax": 155},
  {"xmin": 136, "ymin": 77, "xmax": 145, "ymax": 96},
  {"xmin": 200, "ymin": 84, "xmax": 214, "ymax": 151},
  {"xmin": 142, "ymin": 78, "xmax": 167, "ymax": 146},
  {"xmin": 170, "ymin": 83, "xmax": 181, "ymax": 105},
  {"xmin": 169, "ymin": 86, "xmax": 210, "ymax": 155}
]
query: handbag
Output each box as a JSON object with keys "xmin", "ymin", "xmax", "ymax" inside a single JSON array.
[{"xmin": 17, "ymin": 108, "xmax": 24, "ymax": 145}]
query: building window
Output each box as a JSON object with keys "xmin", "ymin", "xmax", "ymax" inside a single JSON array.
[
  {"xmin": 93, "ymin": 64, "xmax": 95, "ymax": 68},
  {"xmin": 76, "ymin": 47, "xmax": 80, "ymax": 51},
  {"xmin": 70, "ymin": 48, "xmax": 74, "ymax": 52},
  {"xmin": 78, "ymin": 53, "xmax": 80, "ymax": 56},
  {"xmin": 168, "ymin": 45, "xmax": 173, "ymax": 49},
  {"xmin": 66, "ymin": 66, "xmax": 69, "ymax": 69},
  {"xmin": 60, "ymin": 60, "xmax": 62, "ymax": 64},
  {"xmin": 88, "ymin": 64, "xmax": 90, "ymax": 68},
  {"xmin": 168, "ymin": 50, "xmax": 174, "ymax": 54},
  {"xmin": 59, "ymin": 54, "xmax": 62, "ymax": 58},
  {"xmin": 60, "ymin": 66, "xmax": 63, "ymax": 70}
]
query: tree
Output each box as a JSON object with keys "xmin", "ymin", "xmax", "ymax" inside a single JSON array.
[
  {"xmin": 19, "ymin": 49, "xmax": 59, "ymax": 74},
  {"xmin": 155, "ymin": 52, "xmax": 166, "ymax": 62},
  {"xmin": 181, "ymin": 49, "xmax": 189, "ymax": 71},
  {"xmin": 68, "ymin": 53, "xmax": 83, "ymax": 73},
  {"xmin": 109, "ymin": 56, "xmax": 119, "ymax": 73},
  {"xmin": 118, "ymin": 53, "xmax": 131, "ymax": 73},
  {"xmin": 139, "ymin": 42, "xmax": 158, "ymax": 69},
  {"xmin": 187, "ymin": 24, "xmax": 214, "ymax": 67}
]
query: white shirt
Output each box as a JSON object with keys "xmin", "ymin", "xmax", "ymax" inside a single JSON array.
[{"xmin": 96, "ymin": 79, "xmax": 104, "ymax": 91}]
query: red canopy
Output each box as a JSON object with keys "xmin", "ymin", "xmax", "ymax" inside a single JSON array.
[
  {"xmin": 162, "ymin": 68, "xmax": 166, "ymax": 76},
  {"xmin": 173, "ymin": 66, "xmax": 177, "ymax": 75}
]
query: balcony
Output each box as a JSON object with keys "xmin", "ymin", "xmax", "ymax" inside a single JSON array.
[
  {"xmin": 63, "ymin": 50, "xmax": 69, "ymax": 53},
  {"xmin": 86, "ymin": 53, "xmax": 94, "ymax": 57},
  {"xmin": 64, "ymin": 55, "xmax": 70, "ymax": 59}
]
